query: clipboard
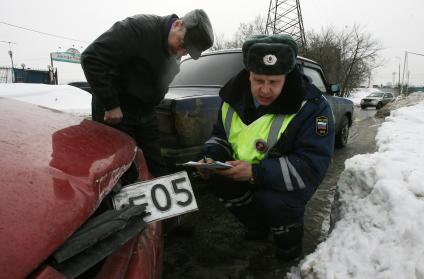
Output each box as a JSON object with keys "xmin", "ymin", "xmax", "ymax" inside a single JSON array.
[{"xmin": 177, "ymin": 161, "xmax": 232, "ymax": 170}]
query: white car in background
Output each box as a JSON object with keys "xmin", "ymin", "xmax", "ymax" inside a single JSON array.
[{"xmin": 360, "ymin": 92, "xmax": 394, "ymax": 109}]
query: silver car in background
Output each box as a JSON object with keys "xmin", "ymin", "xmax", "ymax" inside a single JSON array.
[{"xmin": 360, "ymin": 92, "xmax": 394, "ymax": 109}]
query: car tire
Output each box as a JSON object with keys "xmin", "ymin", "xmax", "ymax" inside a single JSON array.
[
  {"xmin": 335, "ymin": 115, "xmax": 349, "ymax": 148},
  {"xmin": 376, "ymin": 102, "xmax": 383, "ymax": 109},
  {"xmin": 361, "ymin": 105, "xmax": 366, "ymax": 109}
]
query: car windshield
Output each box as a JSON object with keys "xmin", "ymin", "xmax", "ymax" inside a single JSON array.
[
  {"xmin": 170, "ymin": 52, "xmax": 244, "ymax": 87},
  {"xmin": 368, "ymin": 92, "xmax": 384, "ymax": 97}
]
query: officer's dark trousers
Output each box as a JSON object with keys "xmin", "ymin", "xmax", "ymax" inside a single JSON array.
[
  {"xmin": 208, "ymin": 174, "xmax": 305, "ymax": 250},
  {"xmin": 92, "ymin": 96, "xmax": 166, "ymax": 181}
]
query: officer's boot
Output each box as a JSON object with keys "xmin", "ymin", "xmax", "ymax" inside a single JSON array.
[{"xmin": 272, "ymin": 223, "xmax": 304, "ymax": 261}]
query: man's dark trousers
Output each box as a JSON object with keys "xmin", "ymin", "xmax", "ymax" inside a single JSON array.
[{"xmin": 91, "ymin": 95, "xmax": 167, "ymax": 181}]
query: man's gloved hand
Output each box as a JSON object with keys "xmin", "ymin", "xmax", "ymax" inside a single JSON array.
[{"xmin": 104, "ymin": 107, "xmax": 123, "ymax": 124}]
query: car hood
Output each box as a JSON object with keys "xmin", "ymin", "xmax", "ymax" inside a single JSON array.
[
  {"xmin": 0, "ymin": 98, "xmax": 136, "ymax": 278},
  {"xmin": 165, "ymin": 86, "xmax": 220, "ymax": 100}
]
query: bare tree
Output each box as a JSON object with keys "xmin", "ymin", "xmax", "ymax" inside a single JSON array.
[
  {"xmin": 211, "ymin": 16, "xmax": 265, "ymax": 50},
  {"xmin": 210, "ymin": 33, "xmax": 228, "ymax": 51},
  {"xmin": 340, "ymin": 25, "xmax": 382, "ymax": 95},
  {"xmin": 302, "ymin": 25, "xmax": 382, "ymax": 97},
  {"xmin": 301, "ymin": 27, "xmax": 342, "ymax": 84},
  {"xmin": 211, "ymin": 19, "xmax": 382, "ymax": 97}
]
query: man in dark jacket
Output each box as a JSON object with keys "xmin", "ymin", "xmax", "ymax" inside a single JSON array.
[
  {"xmin": 198, "ymin": 34, "xmax": 335, "ymax": 261},
  {"xmin": 81, "ymin": 9, "xmax": 213, "ymax": 178}
]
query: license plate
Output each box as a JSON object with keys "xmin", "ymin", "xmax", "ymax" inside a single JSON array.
[{"xmin": 112, "ymin": 171, "xmax": 198, "ymax": 223}]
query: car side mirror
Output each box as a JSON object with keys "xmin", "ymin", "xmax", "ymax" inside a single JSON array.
[{"xmin": 330, "ymin": 84, "xmax": 340, "ymax": 95}]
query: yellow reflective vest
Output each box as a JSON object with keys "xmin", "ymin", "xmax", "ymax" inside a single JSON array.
[{"xmin": 221, "ymin": 102, "xmax": 298, "ymax": 164}]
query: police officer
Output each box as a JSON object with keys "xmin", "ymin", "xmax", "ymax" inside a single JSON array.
[
  {"xmin": 198, "ymin": 34, "xmax": 335, "ymax": 261},
  {"xmin": 81, "ymin": 9, "xmax": 213, "ymax": 178}
]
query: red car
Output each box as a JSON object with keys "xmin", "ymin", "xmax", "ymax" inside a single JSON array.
[{"xmin": 0, "ymin": 97, "xmax": 162, "ymax": 278}]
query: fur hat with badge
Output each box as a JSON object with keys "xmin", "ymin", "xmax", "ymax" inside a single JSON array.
[{"xmin": 242, "ymin": 34, "xmax": 298, "ymax": 75}]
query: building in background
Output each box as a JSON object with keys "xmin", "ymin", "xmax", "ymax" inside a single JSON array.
[{"xmin": 0, "ymin": 66, "xmax": 57, "ymax": 84}]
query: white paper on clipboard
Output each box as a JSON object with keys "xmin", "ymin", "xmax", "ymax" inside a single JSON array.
[{"xmin": 178, "ymin": 161, "xmax": 232, "ymax": 170}]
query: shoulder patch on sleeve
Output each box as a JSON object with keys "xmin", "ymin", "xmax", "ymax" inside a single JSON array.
[{"xmin": 316, "ymin": 116, "xmax": 329, "ymax": 136}]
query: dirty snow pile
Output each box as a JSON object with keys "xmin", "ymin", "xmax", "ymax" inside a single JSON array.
[
  {"xmin": 0, "ymin": 83, "xmax": 91, "ymax": 116},
  {"xmin": 288, "ymin": 94, "xmax": 424, "ymax": 279}
]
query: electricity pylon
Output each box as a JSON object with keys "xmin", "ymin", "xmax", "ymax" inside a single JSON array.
[{"xmin": 265, "ymin": 0, "xmax": 306, "ymax": 50}]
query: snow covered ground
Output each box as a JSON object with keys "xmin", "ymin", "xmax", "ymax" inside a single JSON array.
[
  {"xmin": 288, "ymin": 92, "xmax": 424, "ymax": 279},
  {"xmin": 0, "ymin": 83, "xmax": 91, "ymax": 116}
]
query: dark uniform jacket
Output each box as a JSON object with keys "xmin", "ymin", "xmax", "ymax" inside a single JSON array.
[
  {"xmin": 81, "ymin": 14, "xmax": 180, "ymax": 113},
  {"xmin": 203, "ymin": 68, "xmax": 335, "ymax": 202}
]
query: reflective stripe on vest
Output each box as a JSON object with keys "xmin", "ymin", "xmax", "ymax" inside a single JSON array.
[{"xmin": 221, "ymin": 101, "xmax": 304, "ymax": 164}]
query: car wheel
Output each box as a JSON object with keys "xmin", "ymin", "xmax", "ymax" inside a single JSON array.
[
  {"xmin": 361, "ymin": 105, "xmax": 366, "ymax": 109},
  {"xmin": 335, "ymin": 115, "xmax": 349, "ymax": 148},
  {"xmin": 376, "ymin": 102, "xmax": 383, "ymax": 109}
]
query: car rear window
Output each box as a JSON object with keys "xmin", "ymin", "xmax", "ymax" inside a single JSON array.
[{"xmin": 170, "ymin": 52, "xmax": 244, "ymax": 87}]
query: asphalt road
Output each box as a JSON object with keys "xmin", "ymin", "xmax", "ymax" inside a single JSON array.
[{"xmin": 163, "ymin": 107, "xmax": 383, "ymax": 279}]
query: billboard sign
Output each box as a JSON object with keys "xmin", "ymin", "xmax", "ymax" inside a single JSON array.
[{"xmin": 50, "ymin": 48, "xmax": 81, "ymax": 64}]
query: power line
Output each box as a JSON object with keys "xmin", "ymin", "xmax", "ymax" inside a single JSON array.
[
  {"xmin": 0, "ymin": 21, "xmax": 89, "ymax": 43},
  {"xmin": 0, "ymin": 40, "xmax": 16, "ymax": 45},
  {"xmin": 408, "ymin": 51, "xmax": 424, "ymax": 57},
  {"xmin": 0, "ymin": 57, "xmax": 47, "ymax": 63}
]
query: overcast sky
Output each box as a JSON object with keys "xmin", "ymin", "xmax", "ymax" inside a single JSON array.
[{"xmin": 0, "ymin": 0, "xmax": 423, "ymax": 86}]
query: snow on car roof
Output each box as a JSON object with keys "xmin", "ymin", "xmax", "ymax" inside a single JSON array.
[{"xmin": 0, "ymin": 83, "xmax": 91, "ymax": 116}]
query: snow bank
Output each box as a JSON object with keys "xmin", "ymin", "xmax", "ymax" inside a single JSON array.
[
  {"xmin": 0, "ymin": 83, "xmax": 91, "ymax": 116},
  {"xmin": 375, "ymin": 92, "xmax": 424, "ymax": 118},
  {"xmin": 288, "ymin": 100, "xmax": 424, "ymax": 279}
]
